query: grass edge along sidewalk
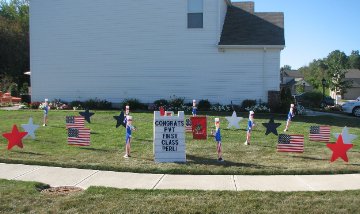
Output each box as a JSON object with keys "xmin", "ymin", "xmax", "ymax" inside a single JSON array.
[
  {"xmin": 0, "ymin": 110, "xmax": 359, "ymax": 175},
  {"xmin": 1, "ymin": 179, "xmax": 360, "ymax": 213}
]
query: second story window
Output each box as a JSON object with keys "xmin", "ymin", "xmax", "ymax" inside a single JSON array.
[{"xmin": 188, "ymin": 0, "xmax": 203, "ymax": 28}]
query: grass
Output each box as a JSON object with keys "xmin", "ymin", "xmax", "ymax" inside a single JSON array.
[
  {"xmin": 1, "ymin": 179, "xmax": 360, "ymax": 213},
  {"xmin": 0, "ymin": 110, "xmax": 359, "ymax": 175}
]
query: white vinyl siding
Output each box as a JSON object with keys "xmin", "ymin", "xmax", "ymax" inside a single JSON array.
[{"xmin": 30, "ymin": 0, "xmax": 282, "ymax": 104}]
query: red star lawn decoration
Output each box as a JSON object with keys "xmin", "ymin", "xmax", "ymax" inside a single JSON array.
[
  {"xmin": 2, "ymin": 125, "xmax": 28, "ymax": 150},
  {"xmin": 326, "ymin": 134, "xmax": 353, "ymax": 163}
]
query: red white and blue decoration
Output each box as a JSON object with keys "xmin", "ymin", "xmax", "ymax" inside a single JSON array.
[
  {"xmin": 309, "ymin": 126, "xmax": 331, "ymax": 142},
  {"xmin": 277, "ymin": 134, "xmax": 304, "ymax": 153},
  {"xmin": 68, "ymin": 127, "xmax": 91, "ymax": 146},
  {"xmin": 225, "ymin": 111, "xmax": 243, "ymax": 129},
  {"xmin": 185, "ymin": 118, "xmax": 192, "ymax": 133},
  {"xmin": 262, "ymin": 117, "xmax": 281, "ymax": 136},
  {"xmin": 2, "ymin": 125, "xmax": 28, "ymax": 150},
  {"xmin": 327, "ymin": 134, "xmax": 353, "ymax": 162},
  {"xmin": 79, "ymin": 109, "xmax": 95, "ymax": 123},
  {"xmin": 333, "ymin": 126, "xmax": 357, "ymax": 144},
  {"xmin": 21, "ymin": 117, "xmax": 39, "ymax": 139},
  {"xmin": 66, "ymin": 116, "xmax": 85, "ymax": 129}
]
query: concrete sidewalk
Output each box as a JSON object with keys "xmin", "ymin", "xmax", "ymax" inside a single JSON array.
[{"xmin": 1, "ymin": 163, "xmax": 360, "ymax": 192}]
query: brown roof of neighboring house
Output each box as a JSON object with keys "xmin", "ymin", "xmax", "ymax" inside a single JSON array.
[
  {"xmin": 345, "ymin": 69, "xmax": 360, "ymax": 78},
  {"xmin": 353, "ymin": 79, "xmax": 360, "ymax": 87},
  {"xmin": 283, "ymin": 70, "xmax": 303, "ymax": 78},
  {"xmin": 219, "ymin": 4, "xmax": 285, "ymax": 46}
]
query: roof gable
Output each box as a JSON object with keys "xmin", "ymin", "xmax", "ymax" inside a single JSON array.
[{"xmin": 219, "ymin": 5, "xmax": 285, "ymax": 46}]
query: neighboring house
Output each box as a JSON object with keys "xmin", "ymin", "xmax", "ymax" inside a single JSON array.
[
  {"xmin": 281, "ymin": 70, "xmax": 312, "ymax": 94},
  {"xmin": 30, "ymin": 0, "xmax": 285, "ymax": 104},
  {"xmin": 330, "ymin": 69, "xmax": 360, "ymax": 100}
]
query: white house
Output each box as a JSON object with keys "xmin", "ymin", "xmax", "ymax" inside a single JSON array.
[{"xmin": 30, "ymin": 0, "xmax": 285, "ymax": 104}]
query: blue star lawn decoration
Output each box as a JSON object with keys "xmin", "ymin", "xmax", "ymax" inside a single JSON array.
[
  {"xmin": 113, "ymin": 111, "xmax": 126, "ymax": 128},
  {"xmin": 79, "ymin": 109, "xmax": 95, "ymax": 123},
  {"xmin": 262, "ymin": 117, "xmax": 281, "ymax": 136},
  {"xmin": 21, "ymin": 117, "xmax": 40, "ymax": 139}
]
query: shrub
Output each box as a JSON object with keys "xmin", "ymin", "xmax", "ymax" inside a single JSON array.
[
  {"xmin": 245, "ymin": 104, "xmax": 270, "ymax": 113},
  {"xmin": 70, "ymin": 101, "xmax": 83, "ymax": 110},
  {"xmin": 153, "ymin": 99, "xmax": 169, "ymax": 108},
  {"xmin": 198, "ymin": 99, "xmax": 211, "ymax": 111},
  {"xmin": 300, "ymin": 92, "xmax": 323, "ymax": 108},
  {"xmin": 83, "ymin": 98, "xmax": 112, "ymax": 110},
  {"xmin": 210, "ymin": 103, "xmax": 232, "ymax": 112},
  {"xmin": 169, "ymin": 96, "xmax": 185, "ymax": 110},
  {"xmin": 18, "ymin": 103, "xmax": 29, "ymax": 109},
  {"xmin": 325, "ymin": 104, "xmax": 341, "ymax": 112},
  {"xmin": 241, "ymin": 99, "xmax": 257, "ymax": 110},
  {"xmin": 51, "ymin": 99, "xmax": 71, "ymax": 110},
  {"xmin": 19, "ymin": 82, "xmax": 29, "ymax": 94},
  {"xmin": 278, "ymin": 87, "xmax": 293, "ymax": 113},
  {"xmin": 122, "ymin": 98, "xmax": 146, "ymax": 110},
  {"xmin": 9, "ymin": 83, "xmax": 18, "ymax": 97},
  {"xmin": 29, "ymin": 102, "xmax": 41, "ymax": 109}
]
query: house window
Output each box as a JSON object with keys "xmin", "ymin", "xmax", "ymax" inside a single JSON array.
[{"xmin": 188, "ymin": 0, "xmax": 203, "ymax": 28}]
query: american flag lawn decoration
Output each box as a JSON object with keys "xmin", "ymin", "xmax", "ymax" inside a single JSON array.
[
  {"xmin": 185, "ymin": 118, "xmax": 192, "ymax": 133},
  {"xmin": 68, "ymin": 128, "xmax": 90, "ymax": 146},
  {"xmin": 309, "ymin": 126, "xmax": 331, "ymax": 142},
  {"xmin": 66, "ymin": 116, "xmax": 85, "ymax": 129},
  {"xmin": 277, "ymin": 134, "xmax": 304, "ymax": 153}
]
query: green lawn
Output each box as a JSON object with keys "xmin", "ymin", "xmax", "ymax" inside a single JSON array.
[
  {"xmin": 1, "ymin": 179, "xmax": 360, "ymax": 213},
  {"xmin": 0, "ymin": 110, "xmax": 359, "ymax": 175}
]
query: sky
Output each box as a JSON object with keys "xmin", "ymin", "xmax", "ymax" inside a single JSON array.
[{"xmin": 233, "ymin": 0, "xmax": 360, "ymax": 69}]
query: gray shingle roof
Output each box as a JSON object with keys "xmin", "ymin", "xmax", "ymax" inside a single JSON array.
[{"xmin": 219, "ymin": 6, "xmax": 285, "ymax": 46}]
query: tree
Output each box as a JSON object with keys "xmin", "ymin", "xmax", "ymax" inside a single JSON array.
[
  {"xmin": 280, "ymin": 65, "xmax": 292, "ymax": 82},
  {"xmin": 325, "ymin": 50, "xmax": 352, "ymax": 95},
  {"xmin": 348, "ymin": 50, "xmax": 360, "ymax": 69},
  {"xmin": 300, "ymin": 59, "xmax": 327, "ymax": 90},
  {"xmin": 0, "ymin": 0, "xmax": 29, "ymax": 92},
  {"xmin": 281, "ymin": 65, "xmax": 292, "ymax": 71}
]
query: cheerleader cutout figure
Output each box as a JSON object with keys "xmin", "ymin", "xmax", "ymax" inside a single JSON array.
[
  {"xmin": 212, "ymin": 118, "xmax": 223, "ymax": 162},
  {"xmin": 244, "ymin": 111, "xmax": 255, "ymax": 145},
  {"xmin": 192, "ymin": 99, "xmax": 197, "ymax": 116},
  {"xmin": 124, "ymin": 115, "xmax": 136, "ymax": 158},
  {"xmin": 284, "ymin": 104, "xmax": 295, "ymax": 132},
  {"xmin": 43, "ymin": 98, "xmax": 49, "ymax": 126},
  {"xmin": 123, "ymin": 105, "xmax": 130, "ymax": 126}
]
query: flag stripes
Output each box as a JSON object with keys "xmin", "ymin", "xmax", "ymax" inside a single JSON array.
[
  {"xmin": 66, "ymin": 116, "xmax": 85, "ymax": 129},
  {"xmin": 68, "ymin": 128, "xmax": 90, "ymax": 146},
  {"xmin": 277, "ymin": 134, "xmax": 304, "ymax": 153},
  {"xmin": 309, "ymin": 126, "xmax": 331, "ymax": 142},
  {"xmin": 185, "ymin": 118, "xmax": 192, "ymax": 133}
]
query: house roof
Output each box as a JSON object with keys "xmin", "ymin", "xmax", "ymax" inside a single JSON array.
[
  {"xmin": 219, "ymin": 4, "xmax": 285, "ymax": 46},
  {"xmin": 344, "ymin": 69, "xmax": 360, "ymax": 79},
  {"xmin": 283, "ymin": 70, "xmax": 303, "ymax": 78},
  {"xmin": 351, "ymin": 79, "xmax": 360, "ymax": 88}
]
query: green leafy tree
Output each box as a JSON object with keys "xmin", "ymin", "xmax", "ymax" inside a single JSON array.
[
  {"xmin": 0, "ymin": 0, "xmax": 29, "ymax": 91},
  {"xmin": 325, "ymin": 50, "xmax": 352, "ymax": 95},
  {"xmin": 300, "ymin": 59, "xmax": 327, "ymax": 90},
  {"xmin": 348, "ymin": 50, "xmax": 360, "ymax": 69}
]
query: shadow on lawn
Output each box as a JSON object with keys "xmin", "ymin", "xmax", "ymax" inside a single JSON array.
[
  {"xmin": 289, "ymin": 155, "xmax": 326, "ymax": 161},
  {"xmin": 186, "ymin": 154, "xmax": 267, "ymax": 169},
  {"xmin": 242, "ymin": 114, "xmax": 360, "ymax": 129},
  {"xmin": 79, "ymin": 147, "xmax": 113, "ymax": 152},
  {"xmin": 11, "ymin": 151, "xmax": 44, "ymax": 156}
]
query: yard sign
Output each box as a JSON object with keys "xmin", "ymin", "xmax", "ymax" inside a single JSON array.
[{"xmin": 153, "ymin": 111, "xmax": 186, "ymax": 162}]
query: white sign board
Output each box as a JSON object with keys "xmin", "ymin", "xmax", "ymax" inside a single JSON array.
[{"xmin": 153, "ymin": 111, "xmax": 186, "ymax": 162}]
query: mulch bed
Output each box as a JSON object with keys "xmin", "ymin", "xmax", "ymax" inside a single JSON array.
[{"xmin": 40, "ymin": 186, "xmax": 83, "ymax": 195}]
